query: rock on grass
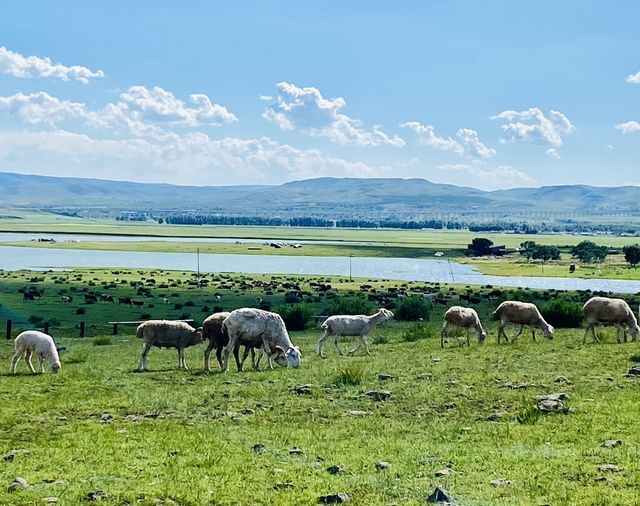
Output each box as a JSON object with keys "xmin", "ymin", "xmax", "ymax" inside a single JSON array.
[
  {"xmin": 8, "ymin": 477, "xmax": 27, "ymax": 492},
  {"xmin": 318, "ymin": 492, "xmax": 351, "ymax": 504}
]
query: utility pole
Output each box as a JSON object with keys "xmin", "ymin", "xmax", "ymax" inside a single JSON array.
[{"xmin": 349, "ymin": 253, "xmax": 353, "ymax": 282}]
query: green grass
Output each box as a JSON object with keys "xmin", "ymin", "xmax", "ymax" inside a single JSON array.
[{"xmin": 1, "ymin": 268, "xmax": 640, "ymax": 504}]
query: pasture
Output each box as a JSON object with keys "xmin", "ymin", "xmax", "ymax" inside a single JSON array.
[{"xmin": 1, "ymin": 269, "xmax": 640, "ymax": 504}]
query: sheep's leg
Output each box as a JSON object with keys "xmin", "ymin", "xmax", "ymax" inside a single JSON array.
[
  {"xmin": 204, "ymin": 343, "xmax": 214, "ymax": 372},
  {"xmin": 10, "ymin": 352, "xmax": 22, "ymax": 373},
  {"xmin": 25, "ymin": 350, "xmax": 36, "ymax": 374},
  {"xmin": 221, "ymin": 335, "xmax": 235, "ymax": 372},
  {"xmin": 334, "ymin": 336, "xmax": 344, "ymax": 356},
  {"xmin": 363, "ymin": 335, "xmax": 372, "ymax": 355},
  {"xmin": 139, "ymin": 341, "xmax": 152, "ymax": 371},
  {"xmin": 510, "ymin": 325, "xmax": 524, "ymax": 342},
  {"xmin": 531, "ymin": 327, "xmax": 536, "ymax": 342},
  {"xmin": 317, "ymin": 331, "xmax": 330, "ymax": 358},
  {"xmin": 591, "ymin": 324, "xmax": 601, "ymax": 343},
  {"xmin": 466, "ymin": 328, "xmax": 471, "ymax": 347},
  {"xmin": 261, "ymin": 336, "xmax": 274, "ymax": 370},
  {"xmin": 582, "ymin": 323, "xmax": 593, "ymax": 344},
  {"xmin": 349, "ymin": 335, "xmax": 363, "ymax": 355},
  {"xmin": 440, "ymin": 321, "xmax": 448, "ymax": 348},
  {"xmin": 178, "ymin": 347, "xmax": 188, "ymax": 370},
  {"xmin": 239, "ymin": 346, "xmax": 252, "ymax": 370},
  {"xmin": 39, "ymin": 354, "xmax": 45, "ymax": 373},
  {"xmin": 497, "ymin": 324, "xmax": 507, "ymax": 344},
  {"xmin": 234, "ymin": 343, "xmax": 244, "ymax": 372},
  {"xmin": 254, "ymin": 348, "xmax": 263, "ymax": 370}
]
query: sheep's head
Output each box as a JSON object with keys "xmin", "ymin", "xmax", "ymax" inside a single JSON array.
[
  {"xmin": 270, "ymin": 345, "xmax": 301, "ymax": 368},
  {"xmin": 379, "ymin": 308, "xmax": 394, "ymax": 320},
  {"xmin": 478, "ymin": 330, "xmax": 487, "ymax": 343},
  {"xmin": 51, "ymin": 361, "xmax": 61, "ymax": 374},
  {"xmin": 542, "ymin": 323, "xmax": 554, "ymax": 338},
  {"xmin": 191, "ymin": 327, "xmax": 204, "ymax": 345},
  {"xmin": 630, "ymin": 323, "xmax": 640, "ymax": 339}
]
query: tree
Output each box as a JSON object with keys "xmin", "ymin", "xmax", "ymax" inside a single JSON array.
[
  {"xmin": 571, "ymin": 240, "xmax": 608, "ymax": 264},
  {"xmin": 467, "ymin": 237, "xmax": 493, "ymax": 257},
  {"xmin": 623, "ymin": 244, "xmax": 640, "ymax": 267},
  {"xmin": 532, "ymin": 245, "xmax": 561, "ymax": 263},
  {"xmin": 520, "ymin": 241, "xmax": 538, "ymax": 262}
]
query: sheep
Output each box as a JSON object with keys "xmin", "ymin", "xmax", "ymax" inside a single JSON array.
[
  {"xmin": 221, "ymin": 308, "xmax": 301, "ymax": 372},
  {"xmin": 582, "ymin": 296, "xmax": 640, "ymax": 344},
  {"xmin": 136, "ymin": 320, "xmax": 203, "ymax": 371},
  {"xmin": 203, "ymin": 311, "xmax": 262, "ymax": 372},
  {"xmin": 317, "ymin": 308, "xmax": 393, "ymax": 358},
  {"xmin": 441, "ymin": 306, "xmax": 487, "ymax": 348},
  {"xmin": 493, "ymin": 301, "xmax": 554, "ymax": 344},
  {"xmin": 10, "ymin": 330, "xmax": 61, "ymax": 374}
]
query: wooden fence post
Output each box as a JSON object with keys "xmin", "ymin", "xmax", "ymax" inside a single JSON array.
[
  {"xmin": 5, "ymin": 320, "xmax": 11, "ymax": 340},
  {"xmin": 44, "ymin": 322, "xmax": 50, "ymax": 335},
  {"xmin": 80, "ymin": 321, "xmax": 85, "ymax": 338},
  {"xmin": 112, "ymin": 323, "xmax": 118, "ymax": 335}
]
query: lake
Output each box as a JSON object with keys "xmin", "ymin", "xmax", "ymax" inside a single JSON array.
[{"xmin": 1, "ymin": 245, "xmax": 640, "ymax": 294}]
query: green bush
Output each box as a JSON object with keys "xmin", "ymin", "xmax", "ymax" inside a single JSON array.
[
  {"xmin": 402, "ymin": 322, "xmax": 437, "ymax": 342},
  {"xmin": 542, "ymin": 299, "xmax": 583, "ymax": 328},
  {"xmin": 277, "ymin": 303, "xmax": 314, "ymax": 331},
  {"xmin": 325, "ymin": 297, "xmax": 375, "ymax": 316},
  {"xmin": 395, "ymin": 297, "xmax": 431, "ymax": 321},
  {"xmin": 334, "ymin": 363, "xmax": 364, "ymax": 386},
  {"xmin": 94, "ymin": 336, "xmax": 112, "ymax": 346}
]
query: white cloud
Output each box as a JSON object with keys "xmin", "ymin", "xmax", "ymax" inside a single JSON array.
[
  {"xmin": 490, "ymin": 107, "xmax": 574, "ymax": 147},
  {"xmin": 435, "ymin": 163, "xmax": 537, "ymax": 190},
  {"xmin": 614, "ymin": 120, "xmax": 640, "ymax": 134},
  {"xmin": 625, "ymin": 71, "xmax": 640, "ymax": 84},
  {"xmin": 259, "ymin": 95, "xmax": 273, "ymax": 101},
  {"xmin": 0, "ymin": 46, "xmax": 104, "ymax": 83},
  {"xmin": 545, "ymin": 148, "xmax": 561, "ymax": 158},
  {"xmin": 401, "ymin": 122, "xmax": 495, "ymax": 158},
  {"xmin": 0, "ymin": 92, "xmax": 87, "ymax": 126},
  {"xmin": 263, "ymin": 82, "xmax": 404, "ymax": 147}
]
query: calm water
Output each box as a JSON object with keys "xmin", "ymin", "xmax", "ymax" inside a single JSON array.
[{"xmin": 1, "ymin": 245, "xmax": 639, "ymax": 294}]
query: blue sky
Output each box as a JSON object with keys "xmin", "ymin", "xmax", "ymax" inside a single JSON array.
[{"xmin": 0, "ymin": 1, "xmax": 638, "ymax": 189}]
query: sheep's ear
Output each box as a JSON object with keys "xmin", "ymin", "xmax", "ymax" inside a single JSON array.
[{"xmin": 273, "ymin": 345, "xmax": 286, "ymax": 353}]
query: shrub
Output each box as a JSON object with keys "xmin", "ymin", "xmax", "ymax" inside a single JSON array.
[
  {"xmin": 258, "ymin": 300, "xmax": 272, "ymax": 311},
  {"xmin": 28, "ymin": 315, "xmax": 44, "ymax": 324},
  {"xmin": 277, "ymin": 304, "xmax": 314, "ymax": 331},
  {"xmin": 325, "ymin": 297, "xmax": 375, "ymax": 316},
  {"xmin": 140, "ymin": 313, "xmax": 152, "ymax": 320},
  {"xmin": 334, "ymin": 363, "xmax": 364, "ymax": 386},
  {"xmin": 67, "ymin": 351, "xmax": 89, "ymax": 364},
  {"xmin": 542, "ymin": 299, "xmax": 583, "ymax": 328},
  {"xmin": 402, "ymin": 322, "xmax": 437, "ymax": 342},
  {"xmin": 94, "ymin": 336, "xmax": 112, "ymax": 346},
  {"xmin": 284, "ymin": 291, "xmax": 303, "ymax": 304},
  {"xmin": 184, "ymin": 300, "xmax": 195, "ymax": 307},
  {"xmin": 395, "ymin": 297, "xmax": 431, "ymax": 321},
  {"xmin": 76, "ymin": 308, "xmax": 86, "ymax": 315},
  {"xmin": 174, "ymin": 303, "xmax": 183, "ymax": 310}
]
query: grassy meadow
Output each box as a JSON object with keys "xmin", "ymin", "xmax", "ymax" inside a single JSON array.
[{"xmin": 0, "ymin": 269, "xmax": 640, "ymax": 504}]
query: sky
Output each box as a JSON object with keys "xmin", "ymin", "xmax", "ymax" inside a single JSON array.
[{"xmin": 0, "ymin": 1, "xmax": 638, "ymax": 190}]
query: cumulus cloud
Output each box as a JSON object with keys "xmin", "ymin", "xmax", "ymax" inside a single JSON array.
[
  {"xmin": 0, "ymin": 46, "xmax": 104, "ymax": 83},
  {"xmin": 614, "ymin": 120, "xmax": 640, "ymax": 134},
  {"xmin": 626, "ymin": 71, "xmax": 640, "ymax": 84},
  {"xmin": 0, "ymin": 92, "xmax": 87, "ymax": 126},
  {"xmin": 401, "ymin": 122, "xmax": 495, "ymax": 158},
  {"xmin": 545, "ymin": 148, "xmax": 561, "ymax": 158},
  {"xmin": 263, "ymin": 82, "xmax": 404, "ymax": 147},
  {"xmin": 490, "ymin": 107, "xmax": 574, "ymax": 147},
  {"xmin": 435, "ymin": 163, "xmax": 537, "ymax": 190}
]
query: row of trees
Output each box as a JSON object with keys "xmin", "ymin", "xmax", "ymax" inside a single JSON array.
[{"xmin": 470, "ymin": 237, "xmax": 640, "ymax": 268}]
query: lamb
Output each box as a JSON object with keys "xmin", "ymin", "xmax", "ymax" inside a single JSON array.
[
  {"xmin": 582, "ymin": 296, "xmax": 640, "ymax": 344},
  {"xmin": 136, "ymin": 320, "xmax": 203, "ymax": 371},
  {"xmin": 221, "ymin": 308, "xmax": 301, "ymax": 372},
  {"xmin": 492, "ymin": 301, "xmax": 554, "ymax": 344},
  {"xmin": 202, "ymin": 311, "xmax": 262, "ymax": 372},
  {"xmin": 317, "ymin": 308, "xmax": 393, "ymax": 358},
  {"xmin": 10, "ymin": 330, "xmax": 61, "ymax": 374},
  {"xmin": 441, "ymin": 306, "xmax": 487, "ymax": 348}
]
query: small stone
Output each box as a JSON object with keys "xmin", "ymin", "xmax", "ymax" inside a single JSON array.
[
  {"xmin": 318, "ymin": 493, "xmax": 351, "ymax": 504},
  {"xmin": 606, "ymin": 376, "xmax": 615, "ymax": 381},
  {"xmin": 240, "ymin": 408, "xmax": 255, "ymax": 415},
  {"xmin": 99, "ymin": 413, "xmax": 113, "ymax": 424},
  {"xmin": 3, "ymin": 449, "xmax": 30, "ymax": 462},
  {"xmin": 460, "ymin": 426, "xmax": 472, "ymax": 432},
  {"xmin": 273, "ymin": 482, "xmax": 294, "ymax": 490},
  {"xmin": 417, "ymin": 373, "xmax": 432, "ymax": 380},
  {"xmin": 345, "ymin": 410, "xmax": 368, "ymax": 416},
  {"xmin": 595, "ymin": 476, "xmax": 609, "ymax": 482},
  {"xmin": 364, "ymin": 390, "xmax": 391, "ymax": 401},
  {"xmin": 490, "ymin": 478, "xmax": 513, "ymax": 487},
  {"xmin": 251, "ymin": 443, "xmax": 266, "ymax": 453},
  {"xmin": 435, "ymin": 467, "xmax": 454, "ymax": 477},
  {"xmin": 602, "ymin": 439, "xmax": 622, "ymax": 449},
  {"xmin": 626, "ymin": 366, "xmax": 640, "ymax": 376},
  {"xmin": 486, "ymin": 412, "xmax": 504, "ymax": 422},
  {"xmin": 432, "ymin": 357, "xmax": 441, "ymax": 362},
  {"xmin": 58, "ymin": 416, "xmax": 67, "ymax": 421},
  {"xmin": 289, "ymin": 447, "xmax": 303, "ymax": 456},
  {"xmin": 598, "ymin": 464, "xmax": 620, "ymax": 473},
  {"xmin": 536, "ymin": 392, "xmax": 569, "ymax": 402},
  {"xmin": 44, "ymin": 498, "xmax": 59, "ymax": 504},
  {"xmin": 377, "ymin": 373, "xmax": 394, "ymax": 381},
  {"xmin": 554, "ymin": 375, "xmax": 571, "ymax": 384},
  {"xmin": 293, "ymin": 384, "xmax": 313, "ymax": 395},
  {"xmin": 327, "ymin": 465, "xmax": 344, "ymax": 475},
  {"xmin": 426, "ymin": 486, "xmax": 457, "ymax": 504},
  {"xmin": 86, "ymin": 490, "xmax": 107, "ymax": 501},
  {"xmin": 375, "ymin": 461, "xmax": 391, "ymax": 470},
  {"xmin": 8, "ymin": 477, "xmax": 28, "ymax": 492}
]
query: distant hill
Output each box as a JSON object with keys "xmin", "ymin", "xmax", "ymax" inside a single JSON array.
[{"xmin": 1, "ymin": 171, "xmax": 639, "ymax": 217}]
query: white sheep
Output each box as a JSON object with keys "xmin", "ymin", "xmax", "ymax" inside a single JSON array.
[
  {"xmin": 582, "ymin": 296, "xmax": 640, "ymax": 344},
  {"xmin": 10, "ymin": 330, "xmax": 61, "ymax": 374},
  {"xmin": 221, "ymin": 308, "xmax": 301, "ymax": 372},
  {"xmin": 441, "ymin": 306, "xmax": 487, "ymax": 348},
  {"xmin": 317, "ymin": 308, "xmax": 393, "ymax": 358},
  {"xmin": 136, "ymin": 320, "xmax": 203, "ymax": 371},
  {"xmin": 493, "ymin": 301, "xmax": 554, "ymax": 344}
]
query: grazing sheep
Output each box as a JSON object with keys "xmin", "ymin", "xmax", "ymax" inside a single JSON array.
[
  {"xmin": 493, "ymin": 301, "xmax": 554, "ymax": 344},
  {"xmin": 10, "ymin": 330, "xmax": 61, "ymax": 374},
  {"xmin": 221, "ymin": 308, "xmax": 301, "ymax": 372},
  {"xmin": 136, "ymin": 320, "xmax": 203, "ymax": 371},
  {"xmin": 582, "ymin": 296, "xmax": 640, "ymax": 344},
  {"xmin": 203, "ymin": 311, "xmax": 265, "ymax": 372},
  {"xmin": 441, "ymin": 306, "xmax": 487, "ymax": 348},
  {"xmin": 318, "ymin": 308, "xmax": 393, "ymax": 358}
]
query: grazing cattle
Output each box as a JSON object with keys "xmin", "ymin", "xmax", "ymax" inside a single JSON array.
[
  {"xmin": 100, "ymin": 294, "xmax": 115, "ymax": 303},
  {"xmin": 61, "ymin": 295, "xmax": 72, "ymax": 304},
  {"xmin": 22, "ymin": 292, "xmax": 35, "ymax": 302},
  {"xmin": 84, "ymin": 293, "xmax": 98, "ymax": 304},
  {"xmin": 118, "ymin": 296, "xmax": 133, "ymax": 306},
  {"xmin": 132, "ymin": 300, "xmax": 144, "ymax": 307}
]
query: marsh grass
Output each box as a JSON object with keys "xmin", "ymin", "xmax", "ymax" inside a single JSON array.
[
  {"xmin": 93, "ymin": 336, "xmax": 113, "ymax": 346},
  {"xmin": 334, "ymin": 363, "xmax": 365, "ymax": 386}
]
